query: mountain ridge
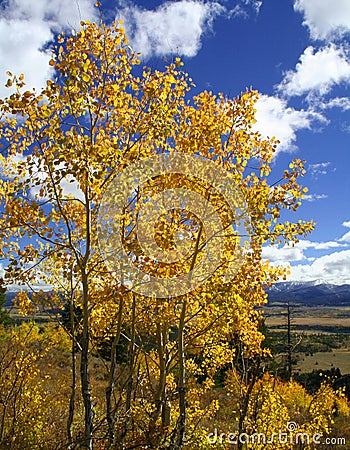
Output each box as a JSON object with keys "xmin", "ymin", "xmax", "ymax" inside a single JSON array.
[
  {"xmin": 267, "ymin": 281, "xmax": 350, "ymax": 306},
  {"xmin": 3, "ymin": 281, "xmax": 350, "ymax": 308}
]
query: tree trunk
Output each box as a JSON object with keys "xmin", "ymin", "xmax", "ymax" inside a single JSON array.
[
  {"xmin": 176, "ymin": 298, "xmax": 187, "ymax": 449},
  {"xmin": 237, "ymin": 359, "xmax": 260, "ymax": 450},
  {"xmin": 168, "ymin": 297, "xmax": 187, "ymax": 450},
  {"xmin": 168, "ymin": 215, "xmax": 205, "ymax": 449},
  {"xmin": 119, "ymin": 293, "xmax": 136, "ymax": 449},
  {"xmin": 106, "ymin": 293, "xmax": 124, "ymax": 448},
  {"xmin": 81, "ymin": 272, "xmax": 93, "ymax": 449},
  {"xmin": 148, "ymin": 320, "xmax": 170, "ymax": 446},
  {"xmin": 67, "ymin": 295, "xmax": 77, "ymax": 448}
]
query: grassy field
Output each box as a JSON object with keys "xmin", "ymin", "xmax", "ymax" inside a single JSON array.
[
  {"xmin": 265, "ymin": 306, "xmax": 350, "ymax": 331},
  {"xmin": 267, "ymin": 316, "xmax": 350, "ymax": 328},
  {"xmin": 296, "ymin": 348, "xmax": 350, "ymax": 374},
  {"xmin": 265, "ymin": 305, "xmax": 350, "ymax": 375}
]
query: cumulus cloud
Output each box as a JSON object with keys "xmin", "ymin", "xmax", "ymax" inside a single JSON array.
[
  {"xmin": 340, "ymin": 232, "xmax": 350, "ymax": 243},
  {"xmin": 263, "ymin": 233, "xmax": 350, "ymax": 284},
  {"xmin": 262, "ymin": 239, "xmax": 347, "ymax": 265},
  {"xmin": 262, "ymin": 245, "xmax": 306, "ymax": 263},
  {"xmin": 339, "ymin": 221, "xmax": 350, "ymax": 243},
  {"xmin": 288, "ymin": 250, "xmax": 350, "ymax": 285},
  {"xmin": 254, "ymin": 94, "xmax": 326, "ymax": 152},
  {"xmin": 294, "ymin": 0, "xmax": 350, "ymax": 40},
  {"xmin": 116, "ymin": 1, "xmax": 225, "ymax": 58},
  {"xmin": 0, "ymin": 0, "xmax": 96, "ymax": 29},
  {"xmin": 0, "ymin": 20, "xmax": 53, "ymax": 98},
  {"xmin": 0, "ymin": 0, "xmax": 262, "ymax": 95},
  {"xmin": 0, "ymin": 0, "xmax": 96, "ymax": 98},
  {"xmin": 277, "ymin": 45, "xmax": 350, "ymax": 98},
  {"xmin": 304, "ymin": 241, "xmax": 347, "ymax": 250}
]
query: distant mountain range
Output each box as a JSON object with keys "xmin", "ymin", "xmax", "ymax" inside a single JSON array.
[
  {"xmin": 267, "ymin": 281, "xmax": 350, "ymax": 306},
  {"xmin": 4, "ymin": 281, "xmax": 350, "ymax": 308},
  {"xmin": 4, "ymin": 291, "xmax": 53, "ymax": 308}
]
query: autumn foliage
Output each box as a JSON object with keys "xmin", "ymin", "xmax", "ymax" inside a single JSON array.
[{"xmin": 0, "ymin": 19, "xmax": 347, "ymax": 450}]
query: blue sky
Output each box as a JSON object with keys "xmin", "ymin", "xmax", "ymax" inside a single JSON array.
[{"xmin": 0, "ymin": 0, "xmax": 349, "ymax": 284}]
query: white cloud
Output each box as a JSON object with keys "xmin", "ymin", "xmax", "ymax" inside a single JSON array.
[
  {"xmin": 254, "ymin": 94, "xmax": 326, "ymax": 152},
  {"xmin": 294, "ymin": 0, "xmax": 350, "ymax": 40},
  {"xmin": 288, "ymin": 250, "xmax": 350, "ymax": 285},
  {"xmin": 340, "ymin": 231, "xmax": 350, "ymax": 243},
  {"xmin": 1, "ymin": 261, "xmax": 52, "ymax": 293},
  {"xmin": 59, "ymin": 176, "xmax": 84, "ymax": 201},
  {"xmin": 308, "ymin": 241, "xmax": 347, "ymax": 250},
  {"xmin": 308, "ymin": 161, "xmax": 334, "ymax": 178},
  {"xmin": 0, "ymin": 20, "xmax": 54, "ymax": 98},
  {"xmin": 262, "ymin": 245, "xmax": 306, "ymax": 263},
  {"xmin": 1, "ymin": 153, "xmax": 83, "ymax": 201},
  {"xmin": 0, "ymin": 0, "xmax": 96, "ymax": 29},
  {"xmin": 339, "ymin": 221, "xmax": 350, "ymax": 243},
  {"xmin": 277, "ymin": 45, "xmax": 350, "ymax": 98},
  {"xmin": 263, "ymin": 239, "xmax": 347, "ymax": 265},
  {"xmin": 116, "ymin": 0, "xmax": 225, "ymax": 58},
  {"xmin": 303, "ymin": 193, "xmax": 328, "ymax": 202},
  {"xmin": 247, "ymin": 0, "xmax": 262, "ymax": 15},
  {"xmin": 229, "ymin": 0, "xmax": 262, "ymax": 19},
  {"xmin": 321, "ymin": 96, "xmax": 350, "ymax": 111},
  {"xmin": 0, "ymin": 0, "xmax": 96, "ymax": 98},
  {"xmin": 29, "ymin": 161, "xmax": 84, "ymax": 202}
]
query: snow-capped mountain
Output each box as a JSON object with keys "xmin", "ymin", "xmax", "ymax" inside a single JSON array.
[
  {"xmin": 4, "ymin": 281, "xmax": 350, "ymax": 308},
  {"xmin": 267, "ymin": 281, "xmax": 350, "ymax": 306}
]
